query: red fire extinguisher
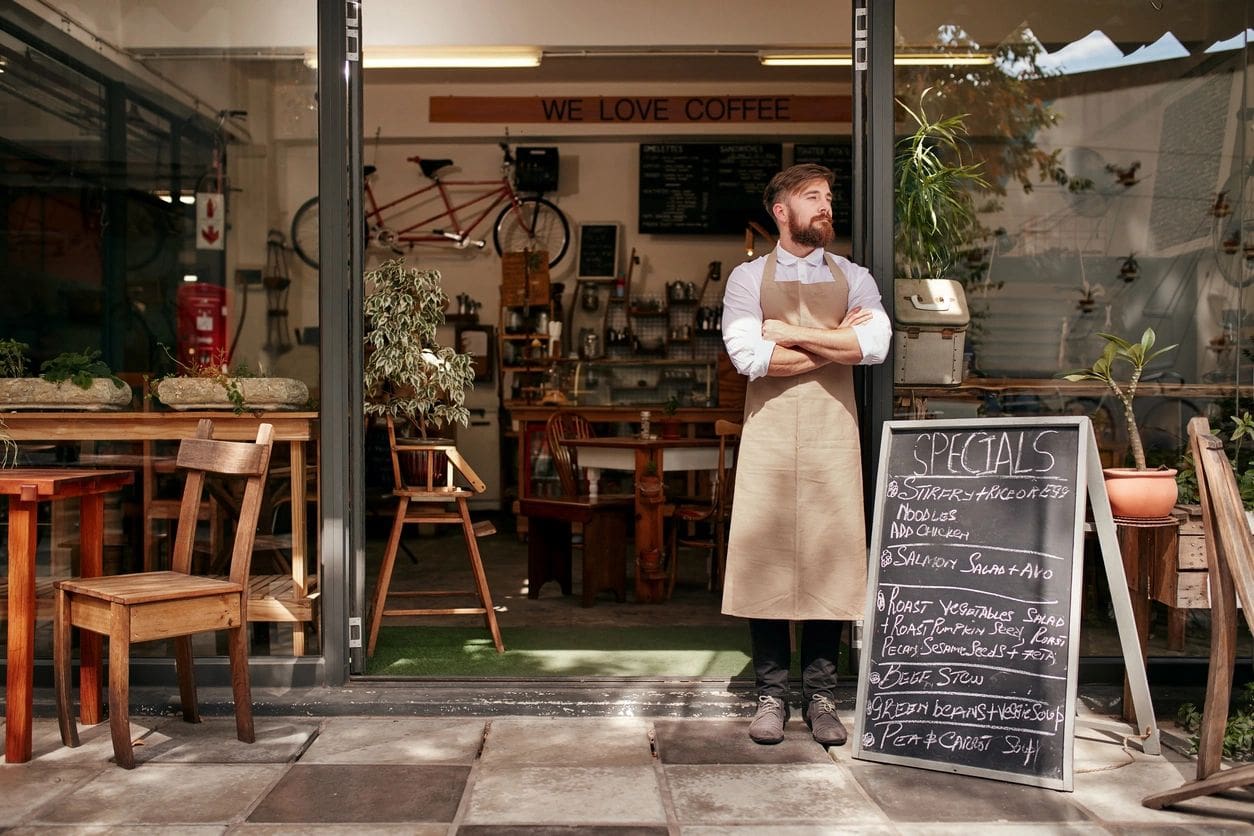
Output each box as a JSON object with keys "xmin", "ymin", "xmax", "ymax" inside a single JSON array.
[{"xmin": 176, "ymin": 282, "xmax": 229, "ymax": 369}]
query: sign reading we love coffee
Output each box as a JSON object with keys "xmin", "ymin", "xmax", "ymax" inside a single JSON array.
[{"xmin": 429, "ymin": 95, "xmax": 850, "ymax": 124}]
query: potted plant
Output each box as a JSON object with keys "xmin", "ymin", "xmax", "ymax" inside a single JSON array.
[
  {"xmin": 1058, "ymin": 327, "xmax": 1179, "ymax": 518},
  {"xmin": 0, "ymin": 341, "xmax": 131, "ymax": 410},
  {"xmin": 363, "ymin": 258, "xmax": 475, "ymax": 440},
  {"xmin": 658, "ymin": 394, "xmax": 683, "ymax": 440},
  {"xmin": 153, "ymin": 346, "xmax": 308, "ymax": 413}
]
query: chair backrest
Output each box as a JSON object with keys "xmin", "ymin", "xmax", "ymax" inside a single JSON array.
[
  {"xmin": 545, "ymin": 412, "xmax": 594, "ymax": 498},
  {"xmin": 385, "ymin": 415, "xmax": 486, "ymax": 498},
  {"xmin": 170, "ymin": 419, "xmax": 275, "ymax": 586},
  {"xmin": 1188, "ymin": 416, "xmax": 1254, "ymax": 636},
  {"xmin": 713, "ymin": 419, "xmax": 742, "ymax": 519}
]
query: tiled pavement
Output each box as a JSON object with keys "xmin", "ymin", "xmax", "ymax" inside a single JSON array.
[{"xmin": 2, "ymin": 708, "xmax": 1253, "ymax": 833}]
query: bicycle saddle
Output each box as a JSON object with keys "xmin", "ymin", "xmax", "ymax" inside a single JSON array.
[
  {"xmin": 363, "ymin": 165, "xmax": 376, "ymax": 177},
  {"xmin": 416, "ymin": 158, "xmax": 453, "ymax": 179}
]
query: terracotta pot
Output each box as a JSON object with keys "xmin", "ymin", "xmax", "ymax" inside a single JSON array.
[{"xmin": 1102, "ymin": 467, "xmax": 1179, "ymax": 519}]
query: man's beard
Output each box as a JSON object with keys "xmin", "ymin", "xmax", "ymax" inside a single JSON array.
[{"xmin": 788, "ymin": 213, "xmax": 834, "ymax": 248}]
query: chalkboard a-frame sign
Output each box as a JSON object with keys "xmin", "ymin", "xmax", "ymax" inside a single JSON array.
[{"xmin": 853, "ymin": 417, "xmax": 1090, "ymax": 791}]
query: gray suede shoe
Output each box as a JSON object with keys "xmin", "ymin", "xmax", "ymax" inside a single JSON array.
[
  {"xmin": 805, "ymin": 693, "xmax": 847, "ymax": 746},
  {"xmin": 748, "ymin": 695, "xmax": 789, "ymax": 744}
]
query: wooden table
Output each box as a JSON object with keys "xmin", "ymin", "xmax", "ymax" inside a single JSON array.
[
  {"xmin": 0, "ymin": 412, "xmax": 318, "ymax": 654},
  {"xmin": 570, "ymin": 436, "xmax": 724, "ymax": 603},
  {"xmin": 3, "ymin": 467, "xmax": 133, "ymax": 763}
]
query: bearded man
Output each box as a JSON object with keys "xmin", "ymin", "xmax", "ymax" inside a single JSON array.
[{"xmin": 721, "ymin": 163, "xmax": 892, "ymax": 745}]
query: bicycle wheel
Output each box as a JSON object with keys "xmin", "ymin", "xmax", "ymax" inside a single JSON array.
[
  {"xmin": 290, "ymin": 196, "xmax": 320, "ymax": 269},
  {"xmin": 493, "ymin": 197, "xmax": 569, "ymax": 268}
]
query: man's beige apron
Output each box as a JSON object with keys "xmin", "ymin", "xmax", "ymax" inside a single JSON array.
[{"xmin": 721, "ymin": 252, "xmax": 866, "ymax": 621}]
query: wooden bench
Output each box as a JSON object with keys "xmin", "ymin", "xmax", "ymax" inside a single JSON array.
[{"xmin": 520, "ymin": 496, "xmax": 632, "ymax": 606}]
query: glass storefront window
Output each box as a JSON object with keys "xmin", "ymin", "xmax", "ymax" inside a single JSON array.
[
  {"xmin": 0, "ymin": 7, "xmax": 321, "ymax": 664},
  {"xmin": 894, "ymin": 2, "xmax": 1252, "ymax": 661}
]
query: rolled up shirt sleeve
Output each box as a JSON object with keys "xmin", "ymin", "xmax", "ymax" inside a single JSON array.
[
  {"xmin": 842, "ymin": 257, "xmax": 892, "ymax": 366},
  {"xmin": 721, "ymin": 261, "xmax": 776, "ymax": 381}
]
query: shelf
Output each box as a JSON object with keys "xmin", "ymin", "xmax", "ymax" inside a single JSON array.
[
  {"xmin": 502, "ymin": 333, "xmax": 551, "ymax": 341},
  {"xmin": 628, "ymin": 307, "xmax": 667, "ymax": 317}
]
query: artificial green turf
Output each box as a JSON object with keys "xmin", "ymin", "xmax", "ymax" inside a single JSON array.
[{"xmin": 365, "ymin": 625, "xmax": 755, "ymax": 678}]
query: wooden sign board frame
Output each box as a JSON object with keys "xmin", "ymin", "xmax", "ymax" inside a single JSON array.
[{"xmin": 853, "ymin": 416, "xmax": 1157, "ymax": 791}]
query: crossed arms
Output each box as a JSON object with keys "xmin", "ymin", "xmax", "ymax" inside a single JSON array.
[{"xmin": 763, "ymin": 307, "xmax": 875, "ymax": 377}]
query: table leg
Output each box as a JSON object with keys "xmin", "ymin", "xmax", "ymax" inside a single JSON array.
[
  {"xmin": 289, "ymin": 440, "xmax": 307, "ymax": 656},
  {"xmin": 77, "ymin": 493, "xmax": 105, "ymax": 724},
  {"xmin": 5, "ymin": 496, "xmax": 38, "ymax": 763},
  {"xmin": 634, "ymin": 448, "xmax": 667, "ymax": 603}
]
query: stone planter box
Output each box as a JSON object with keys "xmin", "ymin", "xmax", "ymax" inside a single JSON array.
[
  {"xmin": 155, "ymin": 377, "xmax": 309, "ymax": 411},
  {"xmin": 0, "ymin": 377, "xmax": 132, "ymax": 410}
]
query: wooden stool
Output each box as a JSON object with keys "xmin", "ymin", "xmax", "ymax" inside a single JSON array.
[
  {"xmin": 1114, "ymin": 514, "xmax": 1179, "ymax": 724},
  {"xmin": 520, "ymin": 496, "xmax": 632, "ymax": 606},
  {"xmin": 365, "ymin": 421, "xmax": 503, "ymax": 656}
]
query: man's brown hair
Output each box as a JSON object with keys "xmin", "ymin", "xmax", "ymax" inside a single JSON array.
[{"xmin": 762, "ymin": 163, "xmax": 835, "ymax": 218}]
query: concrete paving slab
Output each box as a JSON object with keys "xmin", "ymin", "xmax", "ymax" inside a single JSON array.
[
  {"xmin": 5, "ymin": 827, "xmax": 226, "ymax": 835},
  {"xmin": 133, "ymin": 717, "xmax": 319, "ymax": 764},
  {"xmin": 247, "ymin": 763, "xmax": 468, "ymax": 824},
  {"xmin": 236, "ymin": 825, "xmax": 447, "ymax": 835},
  {"xmin": 665, "ymin": 763, "xmax": 888, "ymax": 827},
  {"xmin": 465, "ymin": 765, "xmax": 666, "ymax": 825},
  {"xmin": 30, "ymin": 763, "xmax": 285, "ymax": 825},
  {"xmin": 653, "ymin": 718, "xmax": 833, "ymax": 765},
  {"xmin": 1073, "ymin": 758, "xmax": 1254, "ymax": 827},
  {"xmin": 480, "ymin": 717, "xmax": 654, "ymax": 766},
  {"xmin": 888, "ymin": 826, "xmax": 1109, "ymax": 835},
  {"xmin": 299, "ymin": 716, "xmax": 483, "ymax": 764},
  {"xmin": 848, "ymin": 760, "xmax": 1092, "ymax": 824},
  {"xmin": 0, "ymin": 764, "xmax": 103, "ymax": 827},
  {"xmin": 6, "ymin": 717, "xmax": 157, "ymax": 764},
  {"xmin": 1103, "ymin": 823, "xmax": 1254, "ymax": 835},
  {"xmin": 459, "ymin": 827, "xmax": 669, "ymax": 835},
  {"xmin": 680, "ymin": 826, "xmax": 896, "ymax": 835}
]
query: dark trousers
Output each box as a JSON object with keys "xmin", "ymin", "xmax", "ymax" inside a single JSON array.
[{"xmin": 749, "ymin": 618, "xmax": 843, "ymax": 701}]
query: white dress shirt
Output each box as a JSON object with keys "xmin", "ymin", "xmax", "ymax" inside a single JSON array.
[{"xmin": 722, "ymin": 245, "xmax": 892, "ymax": 381}]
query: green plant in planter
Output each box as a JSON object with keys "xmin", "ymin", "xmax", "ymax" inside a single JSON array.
[
  {"xmin": 153, "ymin": 344, "xmax": 254, "ymax": 414},
  {"xmin": 0, "ymin": 338, "xmax": 30, "ymax": 377},
  {"xmin": 363, "ymin": 258, "xmax": 475, "ymax": 439},
  {"xmin": 40, "ymin": 348, "xmax": 124, "ymax": 390},
  {"xmin": 894, "ymin": 87, "xmax": 990, "ymax": 281},
  {"xmin": 1057, "ymin": 328, "xmax": 1177, "ymax": 471}
]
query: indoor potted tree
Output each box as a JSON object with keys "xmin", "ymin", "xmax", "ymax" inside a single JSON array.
[
  {"xmin": 1058, "ymin": 327, "xmax": 1179, "ymax": 518},
  {"xmin": 0, "ymin": 340, "xmax": 131, "ymax": 410},
  {"xmin": 892, "ymin": 89, "xmax": 989, "ymax": 385},
  {"xmin": 363, "ymin": 257, "xmax": 475, "ymax": 441}
]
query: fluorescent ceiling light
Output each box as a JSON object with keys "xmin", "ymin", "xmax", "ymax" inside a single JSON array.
[
  {"xmin": 305, "ymin": 46, "xmax": 541, "ymax": 69},
  {"xmin": 759, "ymin": 50, "xmax": 993, "ymax": 67}
]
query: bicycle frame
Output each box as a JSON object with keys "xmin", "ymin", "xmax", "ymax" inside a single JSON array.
[{"xmin": 364, "ymin": 172, "xmax": 525, "ymax": 245}]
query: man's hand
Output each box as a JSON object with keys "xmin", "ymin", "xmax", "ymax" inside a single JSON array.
[
  {"xmin": 762, "ymin": 319, "xmax": 796, "ymax": 346},
  {"xmin": 840, "ymin": 306, "xmax": 874, "ymax": 328}
]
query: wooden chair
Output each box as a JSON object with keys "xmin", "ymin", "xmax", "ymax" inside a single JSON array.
[
  {"xmin": 667, "ymin": 419, "xmax": 740, "ymax": 595},
  {"xmin": 365, "ymin": 416, "xmax": 503, "ymax": 656},
  {"xmin": 53, "ymin": 419, "xmax": 275, "ymax": 769},
  {"xmin": 1143, "ymin": 416, "xmax": 1254, "ymax": 809},
  {"xmin": 545, "ymin": 412, "xmax": 594, "ymax": 497}
]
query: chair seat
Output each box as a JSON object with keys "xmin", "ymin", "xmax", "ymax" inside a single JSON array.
[
  {"xmin": 674, "ymin": 502, "xmax": 717, "ymax": 523},
  {"xmin": 56, "ymin": 571, "xmax": 242, "ymax": 605}
]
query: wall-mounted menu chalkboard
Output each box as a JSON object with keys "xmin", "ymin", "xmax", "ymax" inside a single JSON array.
[
  {"xmin": 577, "ymin": 222, "xmax": 621, "ymax": 278},
  {"xmin": 853, "ymin": 417, "xmax": 1088, "ymax": 791},
  {"xmin": 638, "ymin": 143, "xmax": 780, "ymax": 234},
  {"xmin": 793, "ymin": 141, "xmax": 853, "ymax": 237}
]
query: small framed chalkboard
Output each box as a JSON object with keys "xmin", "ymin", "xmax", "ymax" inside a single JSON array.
[
  {"xmin": 853, "ymin": 416, "xmax": 1089, "ymax": 791},
  {"xmin": 577, "ymin": 222, "xmax": 621, "ymax": 279}
]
